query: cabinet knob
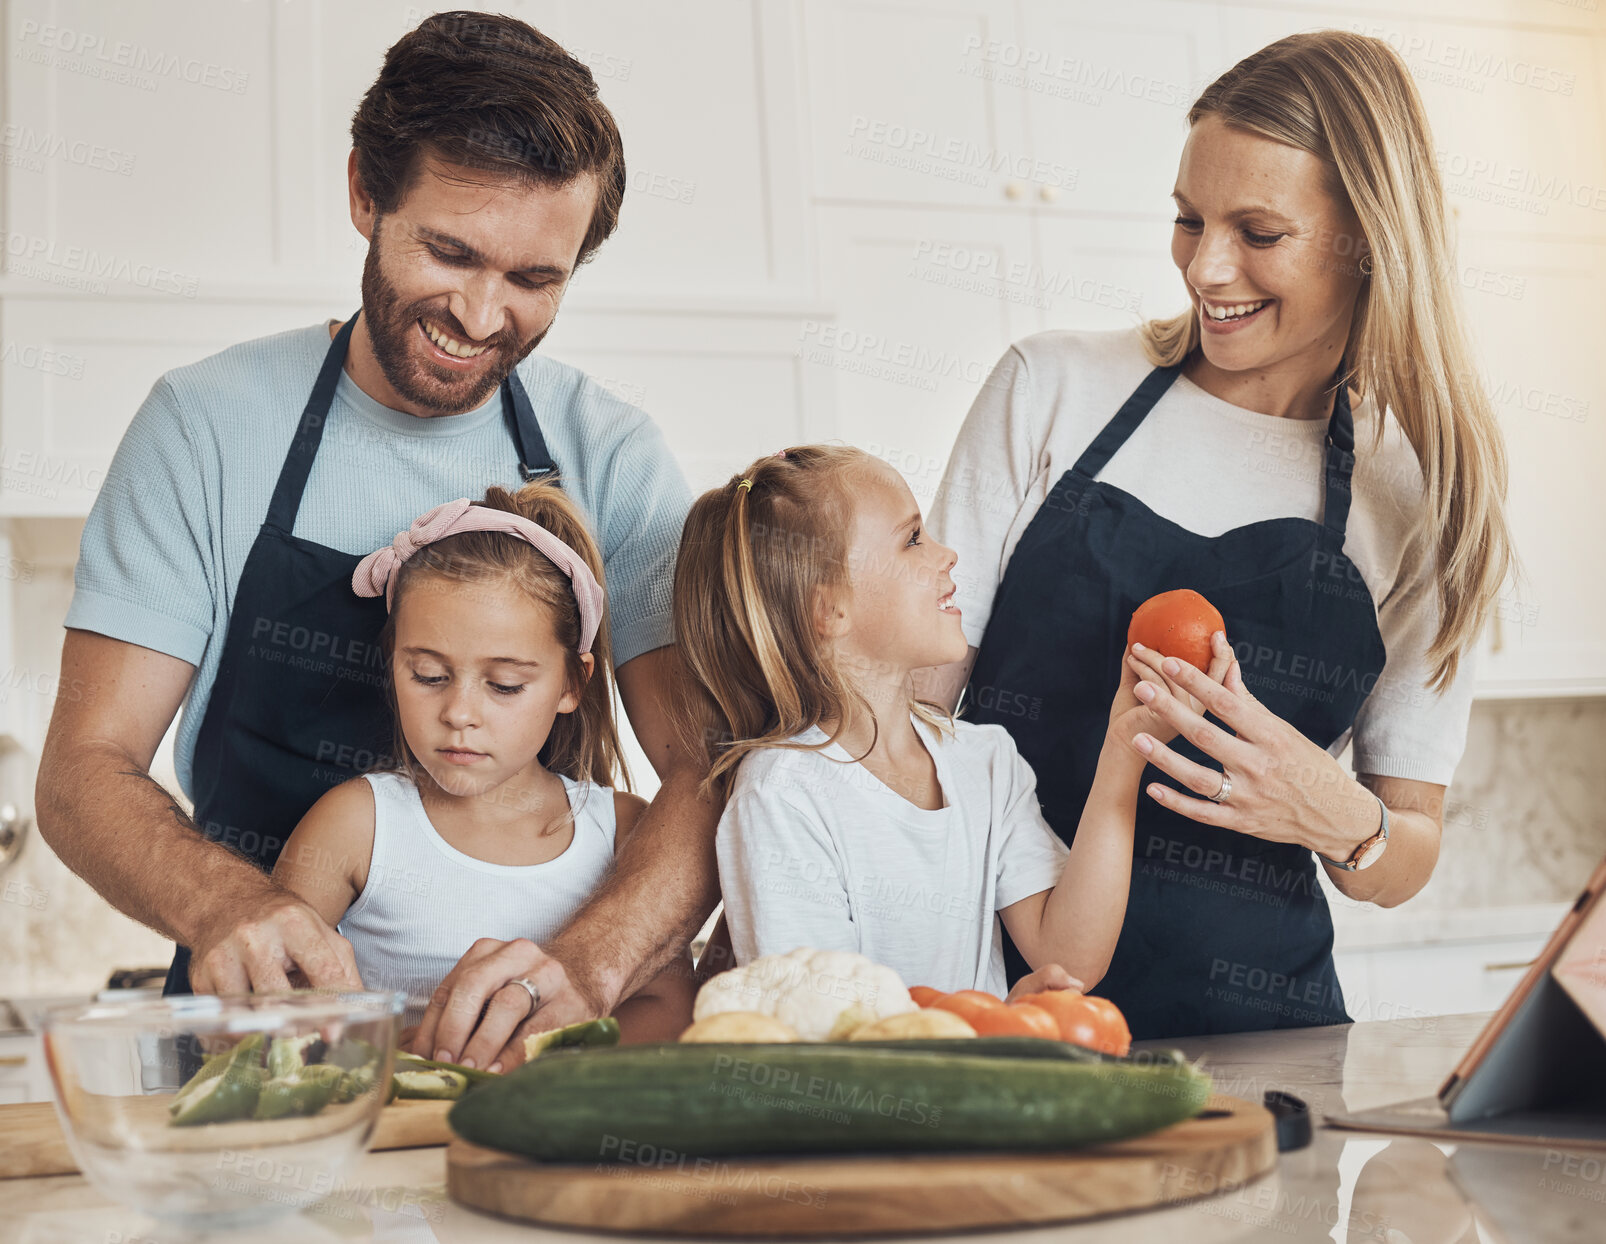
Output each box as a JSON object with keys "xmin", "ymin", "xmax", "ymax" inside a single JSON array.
[
  {"xmin": 1003, "ymin": 181, "xmax": 1025, "ymax": 201},
  {"xmin": 1039, "ymin": 185, "xmax": 1060, "ymax": 204}
]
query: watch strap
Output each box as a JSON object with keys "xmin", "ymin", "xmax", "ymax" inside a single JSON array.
[{"xmin": 1322, "ymin": 792, "xmax": 1389, "ymax": 871}]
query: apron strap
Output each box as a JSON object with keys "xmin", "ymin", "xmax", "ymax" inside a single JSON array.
[
  {"xmin": 1320, "ymin": 379, "xmax": 1358, "ymax": 545},
  {"xmin": 266, "ymin": 312, "xmax": 358, "ymax": 532},
  {"xmin": 503, "ymin": 367, "xmax": 558, "ymax": 481},
  {"xmin": 1067, "ymin": 364, "xmax": 1184, "ymax": 489},
  {"xmin": 268, "ymin": 313, "xmax": 563, "ymax": 533}
]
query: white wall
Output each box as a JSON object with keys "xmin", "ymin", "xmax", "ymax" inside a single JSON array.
[{"xmin": 1, "ymin": 0, "xmax": 1604, "ymax": 995}]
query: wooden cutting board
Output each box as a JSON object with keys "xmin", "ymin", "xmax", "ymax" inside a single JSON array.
[
  {"xmin": 0, "ymin": 1096, "xmax": 453, "ymax": 1180},
  {"xmin": 447, "ymin": 1093, "xmax": 1277, "ymax": 1236}
]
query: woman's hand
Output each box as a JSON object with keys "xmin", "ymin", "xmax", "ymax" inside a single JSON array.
[
  {"xmin": 1126, "ymin": 632, "xmax": 1384, "ymax": 862},
  {"xmin": 1107, "ymin": 639, "xmax": 1233, "ymax": 749}
]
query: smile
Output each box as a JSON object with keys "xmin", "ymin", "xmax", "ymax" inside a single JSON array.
[
  {"xmin": 937, "ymin": 588, "xmax": 960, "ymax": 614},
  {"xmin": 418, "ymin": 318, "xmax": 491, "ymax": 360},
  {"xmin": 1199, "ymin": 297, "xmax": 1271, "ymax": 324}
]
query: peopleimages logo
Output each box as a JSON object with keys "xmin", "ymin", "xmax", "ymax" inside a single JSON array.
[{"xmin": 15, "ymin": 20, "xmax": 251, "ymax": 94}]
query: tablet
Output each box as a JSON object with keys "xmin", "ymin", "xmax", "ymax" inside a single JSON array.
[{"xmin": 1438, "ymin": 855, "xmax": 1606, "ymax": 1123}]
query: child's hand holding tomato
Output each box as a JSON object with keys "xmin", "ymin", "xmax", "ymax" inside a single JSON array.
[{"xmin": 1107, "ymin": 591, "xmax": 1238, "ymax": 751}]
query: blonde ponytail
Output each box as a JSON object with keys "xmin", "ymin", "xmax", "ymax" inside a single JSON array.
[{"xmin": 671, "ymin": 446, "xmax": 950, "ymax": 801}]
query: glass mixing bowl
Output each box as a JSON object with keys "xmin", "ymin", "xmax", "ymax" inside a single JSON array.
[{"xmin": 42, "ymin": 990, "xmax": 405, "ymax": 1228}]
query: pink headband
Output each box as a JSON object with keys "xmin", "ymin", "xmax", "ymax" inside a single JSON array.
[{"xmin": 352, "ymin": 498, "xmax": 605, "ymax": 654}]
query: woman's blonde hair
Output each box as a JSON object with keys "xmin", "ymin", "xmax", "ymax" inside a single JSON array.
[
  {"xmin": 1140, "ymin": 30, "xmax": 1512, "ymax": 689},
  {"xmin": 381, "ymin": 479, "xmax": 630, "ymax": 804},
  {"xmin": 671, "ymin": 445, "xmax": 951, "ymax": 800}
]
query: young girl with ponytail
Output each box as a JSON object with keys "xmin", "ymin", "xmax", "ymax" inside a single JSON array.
[
  {"xmin": 672, "ymin": 447, "xmax": 1234, "ymax": 998},
  {"xmin": 274, "ymin": 480, "xmax": 691, "ymax": 1050}
]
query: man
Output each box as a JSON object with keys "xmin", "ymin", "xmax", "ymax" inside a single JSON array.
[{"xmin": 35, "ymin": 12, "xmax": 719, "ymax": 1071}]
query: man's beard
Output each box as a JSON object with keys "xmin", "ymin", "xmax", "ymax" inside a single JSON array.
[{"xmin": 358, "ymin": 220, "xmax": 547, "ymax": 414}]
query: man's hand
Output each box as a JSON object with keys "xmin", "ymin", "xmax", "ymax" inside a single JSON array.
[
  {"xmin": 409, "ymin": 937, "xmax": 598, "ymax": 1072},
  {"xmin": 188, "ymin": 887, "xmax": 362, "ymax": 995}
]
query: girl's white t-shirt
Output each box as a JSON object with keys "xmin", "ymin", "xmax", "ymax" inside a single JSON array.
[
  {"xmin": 927, "ymin": 327, "xmax": 1474, "ymax": 786},
  {"xmin": 716, "ymin": 715, "xmax": 1071, "ymax": 996}
]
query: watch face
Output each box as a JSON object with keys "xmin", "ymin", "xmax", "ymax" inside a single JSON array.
[{"xmin": 1354, "ymin": 836, "xmax": 1388, "ymax": 870}]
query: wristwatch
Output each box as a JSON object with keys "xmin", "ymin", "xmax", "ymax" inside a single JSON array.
[{"xmin": 1321, "ymin": 793, "xmax": 1390, "ymax": 871}]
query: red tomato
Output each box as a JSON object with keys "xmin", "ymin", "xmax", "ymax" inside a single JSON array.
[
  {"xmin": 931, "ymin": 990, "xmax": 1004, "ymax": 1028},
  {"xmin": 1127, "ymin": 589, "xmax": 1225, "ymax": 673},
  {"xmin": 968, "ymin": 1003, "xmax": 1060, "ymax": 1040},
  {"xmin": 1017, "ymin": 990, "xmax": 1132, "ymax": 1056},
  {"xmin": 908, "ymin": 986, "xmax": 947, "ymax": 1008}
]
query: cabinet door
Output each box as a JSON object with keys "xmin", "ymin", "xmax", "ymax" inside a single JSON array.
[
  {"xmin": 812, "ymin": 206, "xmax": 1037, "ymax": 502},
  {"xmin": 804, "ymin": 0, "xmax": 1029, "ymax": 209},
  {"xmin": 1464, "ymin": 232, "xmax": 1606, "ymax": 695},
  {"xmin": 1030, "ymin": 216, "xmax": 1189, "ymax": 333},
  {"xmin": 1015, "ymin": 0, "xmax": 1224, "ymax": 216}
]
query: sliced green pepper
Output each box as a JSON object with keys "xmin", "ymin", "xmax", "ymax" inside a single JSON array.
[
  {"xmin": 392, "ymin": 1068, "xmax": 469, "ymax": 1100},
  {"xmin": 266, "ymin": 1033, "xmax": 319, "ymax": 1080},
  {"xmin": 170, "ymin": 1032, "xmax": 265, "ymax": 1112},
  {"xmin": 169, "ymin": 1065, "xmax": 265, "ymax": 1126},
  {"xmin": 254, "ymin": 1064, "xmax": 345, "ymax": 1120},
  {"xmin": 523, "ymin": 1016, "xmax": 621, "ymax": 1058}
]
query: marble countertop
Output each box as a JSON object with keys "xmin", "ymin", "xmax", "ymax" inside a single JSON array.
[{"xmin": 3, "ymin": 1012, "xmax": 1600, "ymax": 1244}]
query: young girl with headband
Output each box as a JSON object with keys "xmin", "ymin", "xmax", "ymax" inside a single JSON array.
[
  {"xmin": 274, "ymin": 480, "xmax": 691, "ymax": 1056},
  {"xmin": 673, "ymin": 447, "xmax": 1234, "ymax": 998}
]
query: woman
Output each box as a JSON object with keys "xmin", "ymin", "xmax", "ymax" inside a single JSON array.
[{"xmin": 919, "ymin": 31, "xmax": 1512, "ymax": 1039}]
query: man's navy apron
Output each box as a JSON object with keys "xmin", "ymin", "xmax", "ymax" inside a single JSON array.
[
  {"xmin": 965, "ymin": 363, "xmax": 1386, "ymax": 1038},
  {"xmin": 164, "ymin": 312, "xmax": 557, "ymax": 994}
]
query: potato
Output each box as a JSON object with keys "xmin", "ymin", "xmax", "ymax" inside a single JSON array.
[
  {"xmin": 678, "ymin": 1011, "xmax": 802, "ymax": 1043},
  {"xmin": 847, "ymin": 1009, "xmax": 978, "ymax": 1040}
]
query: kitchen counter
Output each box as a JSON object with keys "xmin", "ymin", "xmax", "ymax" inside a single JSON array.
[{"xmin": 2, "ymin": 1012, "xmax": 1599, "ymax": 1243}]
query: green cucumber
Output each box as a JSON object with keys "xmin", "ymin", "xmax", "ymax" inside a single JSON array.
[
  {"xmin": 448, "ymin": 1042, "xmax": 1212, "ymax": 1160},
  {"xmin": 523, "ymin": 1016, "xmax": 620, "ymax": 1057}
]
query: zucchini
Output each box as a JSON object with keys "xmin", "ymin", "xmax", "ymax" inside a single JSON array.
[{"xmin": 449, "ymin": 1042, "xmax": 1211, "ymax": 1160}]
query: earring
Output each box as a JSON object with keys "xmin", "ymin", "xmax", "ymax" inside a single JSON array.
[{"xmin": 1358, "ymin": 254, "xmax": 1374, "ymax": 277}]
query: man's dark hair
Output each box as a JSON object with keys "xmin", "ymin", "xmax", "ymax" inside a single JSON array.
[{"xmin": 350, "ymin": 11, "xmax": 625, "ymax": 266}]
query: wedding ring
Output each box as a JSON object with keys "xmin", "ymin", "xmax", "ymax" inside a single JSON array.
[
  {"xmin": 508, "ymin": 976, "xmax": 540, "ymax": 1016},
  {"xmin": 1210, "ymin": 771, "xmax": 1233, "ymax": 804}
]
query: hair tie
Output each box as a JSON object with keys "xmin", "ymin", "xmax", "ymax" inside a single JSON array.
[
  {"xmin": 351, "ymin": 498, "xmax": 606, "ymax": 653},
  {"xmin": 738, "ymin": 478, "xmax": 753, "ymax": 492}
]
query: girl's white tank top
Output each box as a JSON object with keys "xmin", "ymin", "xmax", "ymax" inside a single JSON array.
[{"xmin": 340, "ymin": 770, "xmax": 617, "ymax": 1026}]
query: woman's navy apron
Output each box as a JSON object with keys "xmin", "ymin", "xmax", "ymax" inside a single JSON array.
[
  {"xmin": 164, "ymin": 312, "xmax": 557, "ymax": 994},
  {"xmin": 965, "ymin": 362, "xmax": 1387, "ymax": 1038}
]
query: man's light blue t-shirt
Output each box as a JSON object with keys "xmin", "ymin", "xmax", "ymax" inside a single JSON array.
[{"xmin": 67, "ymin": 321, "xmax": 691, "ymax": 799}]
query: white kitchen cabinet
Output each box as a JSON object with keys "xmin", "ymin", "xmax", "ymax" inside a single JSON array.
[
  {"xmin": 1013, "ymin": 0, "xmax": 1223, "ymax": 218},
  {"xmin": 804, "ymin": 0, "xmax": 1028, "ymax": 209},
  {"xmin": 811, "ymin": 206, "xmax": 1039, "ymax": 499}
]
